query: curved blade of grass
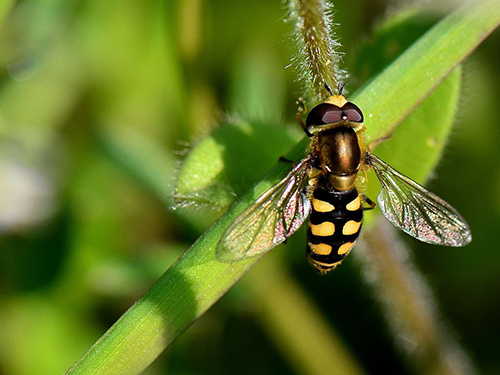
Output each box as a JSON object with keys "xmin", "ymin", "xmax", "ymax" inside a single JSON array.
[
  {"xmin": 352, "ymin": 0, "xmax": 500, "ymax": 144},
  {"xmin": 66, "ymin": 2, "xmax": 500, "ymax": 374}
]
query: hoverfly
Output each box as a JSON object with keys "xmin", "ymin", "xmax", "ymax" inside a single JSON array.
[{"xmin": 217, "ymin": 85, "xmax": 472, "ymax": 273}]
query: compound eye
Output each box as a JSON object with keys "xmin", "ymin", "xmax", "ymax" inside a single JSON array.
[
  {"xmin": 342, "ymin": 102, "xmax": 364, "ymax": 123},
  {"xmin": 306, "ymin": 103, "xmax": 343, "ymax": 126}
]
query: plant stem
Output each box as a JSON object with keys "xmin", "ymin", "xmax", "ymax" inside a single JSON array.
[{"xmin": 287, "ymin": 0, "xmax": 345, "ymax": 100}]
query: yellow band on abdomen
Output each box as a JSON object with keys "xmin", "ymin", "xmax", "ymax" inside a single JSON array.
[
  {"xmin": 342, "ymin": 220, "xmax": 362, "ymax": 235},
  {"xmin": 312, "ymin": 198, "xmax": 335, "ymax": 212},
  {"xmin": 310, "ymin": 221, "xmax": 336, "ymax": 236}
]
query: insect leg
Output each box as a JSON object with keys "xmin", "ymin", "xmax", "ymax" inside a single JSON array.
[
  {"xmin": 296, "ymin": 97, "xmax": 307, "ymax": 115},
  {"xmin": 367, "ymin": 134, "xmax": 392, "ymax": 151},
  {"xmin": 295, "ymin": 97, "xmax": 312, "ymax": 137},
  {"xmin": 361, "ymin": 195, "xmax": 376, "ymax": 211},
  {"xmin": 279, "ymin": 156, "xmax": 295, "ymax": 164}
]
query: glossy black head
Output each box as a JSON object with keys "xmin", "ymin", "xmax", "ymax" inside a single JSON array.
[{"xmin": 306, "ymin": 101, "xmax": 364, "ymax": 127}]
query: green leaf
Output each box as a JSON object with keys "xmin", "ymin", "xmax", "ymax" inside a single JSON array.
[
  {"xmin": 364, "ymin": 66, "xmax": 462, "ymax": 223},
  {"xmin": 175, "ymin": 118, "xmax": 300, "ymax": 210},
  {"xmin": 367, "ymin": 67, "xmax": 461, "ymax": 190},
  {"xmin": 351, "ymin": 1, "xmax": 499, "ymax": 145},
  {"xmin": 66, "ymin": 2, "xmax": 500, "ymax": 374}
]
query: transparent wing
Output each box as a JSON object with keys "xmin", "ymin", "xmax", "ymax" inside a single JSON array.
[
  {"xmin": 217, "ymin": 158, "xmax": 313, "ymax": 262},
  {"xmin": 367, "ymin": 153, "xmax": 471, "ymax": 246}
]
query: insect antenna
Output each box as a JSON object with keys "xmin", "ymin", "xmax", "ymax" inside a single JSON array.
[
  {"xmin": 324, "ymin": 83, "xmax": 334, "ymax": 95},
  {"xmin": 337, "ymin": 82, "xmax": 345, "ymax": 95}
]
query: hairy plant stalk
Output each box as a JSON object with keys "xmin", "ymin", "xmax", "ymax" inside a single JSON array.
[
  {"xmin": 357, "ymin": 220, "xmax": 477, "ymax": 375},
  {"xmin": 287, "ymin": 0, "xmax": 346, "ymax": 101}
]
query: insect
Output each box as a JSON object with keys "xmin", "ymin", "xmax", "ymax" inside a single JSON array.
[{"xmin": 217, "ymin": 85, "xmax": 472, "ymax": 273}]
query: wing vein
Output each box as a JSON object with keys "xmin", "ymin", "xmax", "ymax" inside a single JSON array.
[
  {"xmin": 217, "ymin": 157, "xmax": 313, "ymax": 262},
  {"xmin": 367, "ymin": 153, "xmax": 471, "ymax": 247}
]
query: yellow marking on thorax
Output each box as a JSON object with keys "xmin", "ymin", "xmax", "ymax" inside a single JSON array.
[
  {"xmin": 346, "ymin": 196, "xmax": 361, "ymax": 211},
  {"xmin": 310, "ymin": 222, "xmax": 335, "ymax": 236},
  {"xmin": 342, "ymin": 220, "xmax": 362, "ymax": 235},
  {"xmin": 324, "ymin": 95, "xmax": 348, "ymax": 107},
  {"xmin": 309, "ymin": 243, "xmax": 332, "ymax": 255},
  {"xmin": 308, "ymin": 167, "xmax": 321, "ymax": 179},
  {"xmin": 337, "ymin": 242, "xmax": 355, "ymax": 255},
  {"xmin": 312, "ymin": 198, "xmax": 335, "ymax": 212}
]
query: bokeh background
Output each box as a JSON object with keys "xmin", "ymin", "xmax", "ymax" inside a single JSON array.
[{"xmin": 0, "ymin": 0, "xmax": 499, "ymax": 374}]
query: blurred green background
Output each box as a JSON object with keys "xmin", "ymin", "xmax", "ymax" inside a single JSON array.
[{"xmin": 0, "ymin": 0, "xmax": 499, "ymax": 374}]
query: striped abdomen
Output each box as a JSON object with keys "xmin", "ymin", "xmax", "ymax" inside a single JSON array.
[{"xmin": 307, "ymin": 187, "xmax": 363, "ymax": 273}]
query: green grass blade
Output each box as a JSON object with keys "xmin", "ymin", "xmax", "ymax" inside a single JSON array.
[{"xmin": 66, "ymin": 2, "xmax": 500, "ymax": 374}]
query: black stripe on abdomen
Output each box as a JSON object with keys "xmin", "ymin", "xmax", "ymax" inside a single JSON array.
[{"xmin": 307, "ymin": 187, "xmax": 363, "ymax": 273}]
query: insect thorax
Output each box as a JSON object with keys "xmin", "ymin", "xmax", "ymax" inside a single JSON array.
[{"xmin": 311, "ymin": 125, "xmax": 361, "ymax": 191}]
